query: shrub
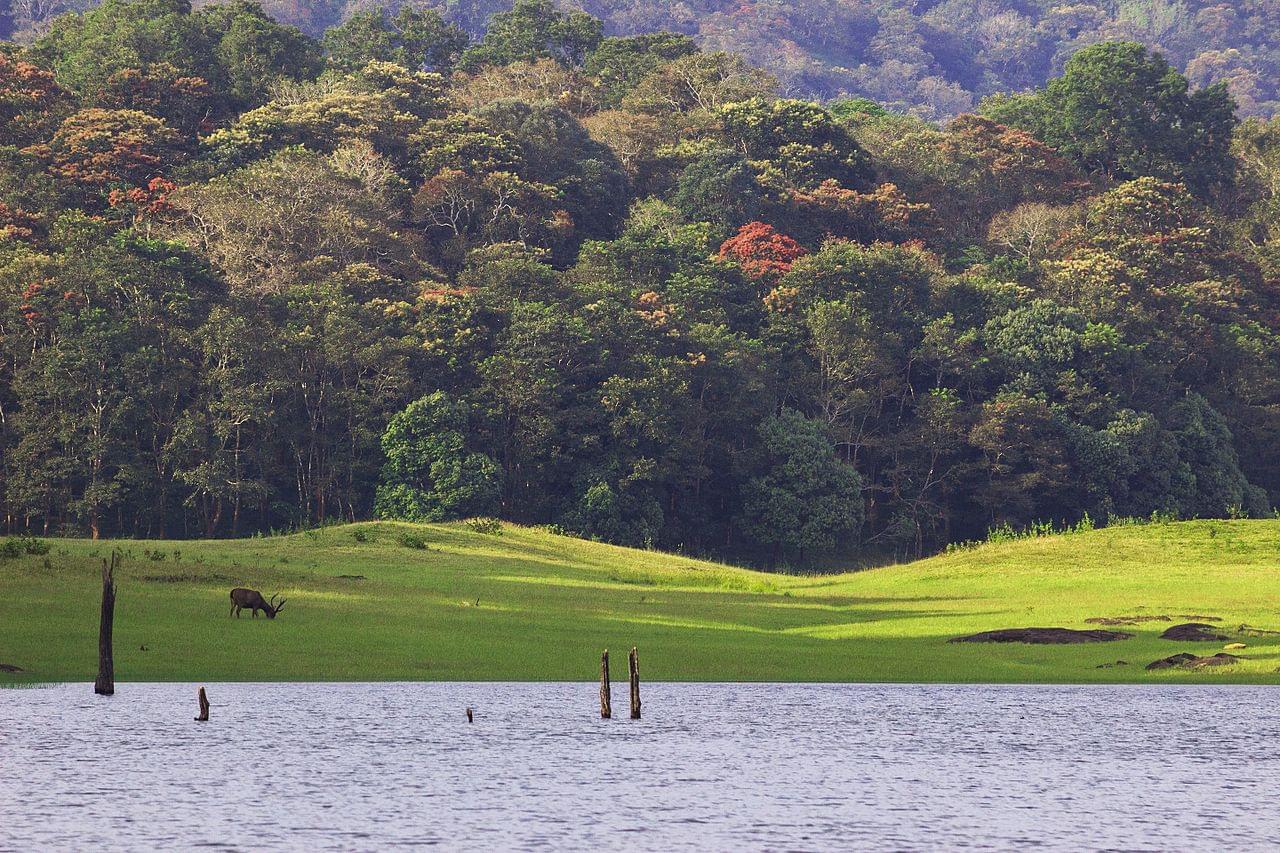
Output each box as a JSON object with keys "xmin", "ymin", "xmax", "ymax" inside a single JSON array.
[
  {"xmin": 466, "ymin": 517, "xmax": 503, "ymax": 535},
  {"xmin": 351, "ymin": 529, "xmax": 370, "ymax": 543},
  {"xmin": 0, "ymin": 536, "xmax": 50, "ymax": 559},
  {"xmin": 22, "ymin": 537, "xmax": 50, "ymax": 555},
  {"xmin": 397, "ymin": 531, "xmax": 428, "ymax": 550}
]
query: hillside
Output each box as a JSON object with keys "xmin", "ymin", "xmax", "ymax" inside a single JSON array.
[
  {"xmin": 3, "ymin": 519, "xmax": 1280, "ymax": 683},
  {"xmin": 7, "ymin": 1, "xmax": 1279, "ymax": 118}
]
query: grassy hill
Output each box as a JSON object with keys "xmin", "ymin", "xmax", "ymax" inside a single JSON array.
[{"xmin": 3, "ymin": 519, "xmax": 1280, "ymax": 684}]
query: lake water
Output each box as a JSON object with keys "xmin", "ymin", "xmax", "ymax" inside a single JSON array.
[{"xmin": 1, "ymin": 682, "xmax": 1277, "ymax": 851}]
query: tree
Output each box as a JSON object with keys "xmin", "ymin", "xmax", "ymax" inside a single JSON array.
[
  {"xmin": 738, "ymin": 409, "xmax": 864, "ymax": 565},
  {"xmin": 988, "ymin": 203, "xmax": 1082, "ymax": 264},
  {"xmin": 1165, "ymin": 393, "xmax": 1268, "ymax": 518},
  {"xmin": 375, "ymin": 392, "xmax": 500, "ymax": 521},
  {"xmin": 982, "ymin": 41, "xmax": 1237, "ymax": 196},
  {"xmin": 1230, "ymin": 117, "xmax": 1280, "ymax": 278},
  {"xmin": 168, "ymin": 146, "xmax": 421, "ymax": 294},
  {"xmin": 1, "ymin": 216, "xmax": 220, "ymax": 537},
  {"xmin": 583, "ymin": 32, "xmax": 697, "ymax": 108},
  {"xmin": 458, "ymin": 0, "xmax": 603, "ymax": 71},
  {"xmin": 30, "ymin": 108, "xmax": 180, "ymax": 191},
  {"xmin": 0, "ymin": 54, "xmax": 67, "ymax": 146},
  {"xmin": 671, "ymin": 148, "xmax": 764, "ymax": 235},
  {"xmin": 323, "ymin": 5, "xmax": 468, "ymax": 74},
  {"xmin": 202, "ymin": 62, "xmax": 446, "ymax": 167},
  {"xmin": 717, "ymin": 222, "xmax": 806, "ymax": 282},
  {"xmin": 91, "ymin": 64, "xmax": 216, "ymax": 139},
  {"xmin": 581, "ymin": 108, "xmax": 667, "ymax": 187},
  {"xmin": 717, "ymin": 97, "xmax": 873, "ymax": 191},
  {"xmin": 473, "ymin": 99, "xmax": 629, "ymax": 248},
  {"xmin": 30, "ymin": 0, "xmax": 320, "ymax": 113},
  {"xmin": 412, "ymin": 168, "xmax": 562, "ymax": 266},
  {"xmin": 452, "ymin": 59, "xmax": 598, "ymax": 118},
  {"xmin": 196, "ymin": 1, "xmax": 322, "ymax": 107},
  {"xmin": 624, "ymin": 51, "xmax": 775, "ymax": 115},
  {"xmin": 30, "ymin": 0, "xmax": 217, "ymax": 98},
  {"xmin": 968, "ymin": 391, "xmax": 1075, "ymax": 528},
  {"xmin": 942, "ymin": 114, "xmax": 1088, "ymax": 210}
]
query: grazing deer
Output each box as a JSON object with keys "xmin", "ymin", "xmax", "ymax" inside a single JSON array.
[{"xmin": 229, "ymin": 588, "xmax": 286, "ymax": 619}]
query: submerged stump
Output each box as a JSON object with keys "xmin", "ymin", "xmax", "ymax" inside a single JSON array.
[
  {"xmin": 600, "ymin": 650, "xmax": 612, "ymax": 719},
  {"xmin": 94, "ymin": 553, "xmax": 119, "ymax": 696},
  {"xmin": 628, "ymin": 646, "xmax": 640, "ymax": 720},
  {"xmin": 195, "ymin": 686, "xmax": 210, "ymax": 722}
]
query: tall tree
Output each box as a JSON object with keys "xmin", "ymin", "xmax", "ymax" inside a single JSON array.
[
  {"xmin": 738, "ymin": 409, "xmax": 864, "ymax": 566},
  {"xmin": 983, "ymin": 41, "xmax": 1237, "ymax": 196}
]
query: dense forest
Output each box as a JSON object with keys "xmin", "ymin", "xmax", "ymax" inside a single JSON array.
[
  {"xmin": 3, "ymin": 0, "xmax": 1280, "ymax": 568},
  {"xmin": 6, "ymin": 1, "xmax": 1280, "ymax": 120}
]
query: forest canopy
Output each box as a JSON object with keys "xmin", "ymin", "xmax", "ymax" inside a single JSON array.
[
  {"xmin": 3, "ymin": 0, "xmax": 1280, "ymax": 570},
  {"xmin": 8, "ymin": 1, "xmax": 1280, "ymax": 121}
]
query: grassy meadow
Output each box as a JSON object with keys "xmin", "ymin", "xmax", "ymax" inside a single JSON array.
[{"xmin": 2, "ymin": 519, "xmax": 1280, "ymax": 684}]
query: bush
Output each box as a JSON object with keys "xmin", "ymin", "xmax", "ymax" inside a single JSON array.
[
  {"xmin": 351, "ymin": 529, "xmax": 370, "ymax": 543},
  {"xmin": 466, "ymin": 517, "xmax": 503, "ymax": 535},
  {"xmin": 397, "ymin": 531, "xmax": 428, "ymax": 550},
  {"xmin": 0, "ymin": 536, "xmax": 50, "ymax": 559},
  {"xmin": 22, "ymin": 537, "xmax": 50, "ymax": 556}
]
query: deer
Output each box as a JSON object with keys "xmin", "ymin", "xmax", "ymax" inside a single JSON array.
[{"xmin": 229, "ymin": 588, "xmax": 286, "ymax": 619}]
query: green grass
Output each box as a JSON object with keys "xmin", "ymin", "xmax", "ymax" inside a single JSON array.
[{"xmin": 2, "ymin": 519, "xmax": 1280, "ymax": 684}]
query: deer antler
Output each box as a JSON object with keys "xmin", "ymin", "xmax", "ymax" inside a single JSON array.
[{"xmin": 271, "ymin": 594, "xmax": 286, "ymax": 613}]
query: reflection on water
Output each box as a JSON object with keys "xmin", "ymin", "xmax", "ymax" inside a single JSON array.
[{"xmin": 1, "ymin": 682, "xmax": 1277, "ymax": 850}]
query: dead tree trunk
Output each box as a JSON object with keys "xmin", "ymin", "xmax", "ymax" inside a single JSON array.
[
  {"xmin": 94, "ymin": 552, "xmax": 118, "ymax": 696},
  {"xmin": 195, "ymin": 686, "xmax": 210, "ymax": 721},
  {"xmin": 600, "ymin": 650, "xmax": 612, "ymax": 719},
  {"xmin": 628, "ymin": 646, "xmax": 641, "ymax": 719}
]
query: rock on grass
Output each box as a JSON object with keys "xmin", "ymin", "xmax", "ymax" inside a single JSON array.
[{"xmin": 1146, "ymin": 653, "xmax": 1241, "ymax": 671}]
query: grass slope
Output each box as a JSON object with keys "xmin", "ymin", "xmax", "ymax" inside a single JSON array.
[{"xmin": 2, "ymin": 519, "xmax": 1280, "ymax": 684}]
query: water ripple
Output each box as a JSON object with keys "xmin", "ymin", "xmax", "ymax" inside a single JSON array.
[{"xmin": 1, "ymin": 683, "xmax": 1278, "ymax": 851}]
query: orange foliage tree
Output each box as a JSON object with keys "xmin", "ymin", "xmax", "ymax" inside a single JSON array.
[
  {"xmin": 27, "ymin": 107, "xmax": 180, "ymax": 189},
  {"xmin": 717, "ymin": 221, "xmax": 807, "ymax": 280}
]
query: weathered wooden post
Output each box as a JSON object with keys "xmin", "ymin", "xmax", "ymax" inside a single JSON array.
[
  {"xmin": 195, "ymin": 686, "xmax": 210, "ymax": 722},
  {"xmin": 600, "ymin": 650, "xmax": 612, "ymax": 719},
  {"xmin": 94, "ymin": 552, "xmax": 119, "ymax": 696},
  {"xmin": 628, "ymin": 646, "xmax": 640, "ymax": 719},
  {"xmin": 466, "ymin": 707, "xmax": 473, "ymax": 723}
]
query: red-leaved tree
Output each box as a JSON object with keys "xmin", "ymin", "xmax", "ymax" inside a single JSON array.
[{"xmin": 717, "ymin": 221, "xmax": 807, "ymax": 280}]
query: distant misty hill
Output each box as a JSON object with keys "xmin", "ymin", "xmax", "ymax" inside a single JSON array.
[{"xmin": 9, "ymin": 1, "xmax": 1280, "ymax": 119}]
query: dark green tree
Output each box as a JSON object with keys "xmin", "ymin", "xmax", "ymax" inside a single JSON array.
[
  {"xmin": 458, "ymin": 0, "xmax": 603, "ymax": 71},
  {"xmin": 982, "ymin": 42, "xmax": 1236, "ymax": 196},
  {"xmin": 375, "ymin": 391, "xmax": 500, "ymax": 521},
  {"xmin": 671, "ymin": 149, "xmax": 764, "ymax": 236},
  {"xmin": 583, "ymin": 32, "xmax": 697, "ymax": 108},
  {"xmin": 323, "ymin": 5, "xmax": 468, "ymax": 73},
  {"xmin": 739, "ymin": 409, "xmax": 864, "ymax": 565}
]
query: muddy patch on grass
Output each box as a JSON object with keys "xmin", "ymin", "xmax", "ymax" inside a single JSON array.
[
  {"xmin": 951, "ymin": 628, "xmax": 1133, "ymax": 644},
  {"xmin": 0, "ymin": 663, "xmax": 24, "ymax": 673},
  {"xmin": 1160, "ymin": 623, "xmax": 1230, "ymax": 642}
]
